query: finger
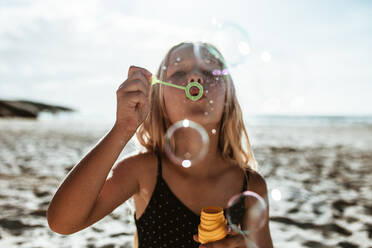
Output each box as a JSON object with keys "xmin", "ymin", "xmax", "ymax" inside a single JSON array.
[
  {"xmin": 128, "ymin": 65, "xmax": 152, "ymax": 83},
  {"xmin": 118, "ymin": 91, "xmax": 146, "ymax": 108},
  {"xmin": 118, "ymin": 79, "xmax": 147, "ymax": 96},
  {"xmin": 193, "ymin": 234, "xmax": 199, "ymax": 243},
  {"xmin": 225, "ymin": 225, "xmax": 240, "ymax": 236},
  {"xmin": 129, "ymin": 71, "xmax": 151, "ymax": 97},
  {"xmin": 128, "ymin": 65, "xmax": 141, "ymax": 78},
  {"xmin": 200, "ymin": 235, "xmax": 244, "ymax": 248}
]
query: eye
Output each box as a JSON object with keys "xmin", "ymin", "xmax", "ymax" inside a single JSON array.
[
  {"xmin": 202, "ymin": 70, "xmax": 215, "ymax": 78},
  {"xmin": 171, "ymin": 71, "xmax": 186, "ymax": 78}
]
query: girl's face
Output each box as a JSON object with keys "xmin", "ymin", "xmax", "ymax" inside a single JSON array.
[{"xmin": 163, "ymin": 43, "xmax": 227, "ymax": 127}]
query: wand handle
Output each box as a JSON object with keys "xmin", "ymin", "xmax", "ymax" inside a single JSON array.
[{"xmin": 151, "ymin": 75, "xmax": 186, "ymax": 90}]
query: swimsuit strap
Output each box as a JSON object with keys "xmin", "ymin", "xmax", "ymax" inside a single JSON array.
[
  {"xmin": 242, "ymin": 169, "xmax": 250, "ymax": 192},
  {"xmin": 156, "ymin": 151, "xmax": 163, "ymax": 178}
]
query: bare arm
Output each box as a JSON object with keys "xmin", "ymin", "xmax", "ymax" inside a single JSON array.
[
  {"xmin": 46, "ymin": 125, "xmax": 134, "ymax": 234},
  {"xmin": 47, "ymin": 65, "xmax": 153, "ymax": 235}
]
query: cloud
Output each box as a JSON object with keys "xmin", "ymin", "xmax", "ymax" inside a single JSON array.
[{"xmin": 0, "ymin": 0, "xmax": 371, "ymax": 117}]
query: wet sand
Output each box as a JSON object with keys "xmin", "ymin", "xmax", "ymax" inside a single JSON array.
[{"xmin": 0, "ymin": 118, "xmax": 371, "ymax": 247}]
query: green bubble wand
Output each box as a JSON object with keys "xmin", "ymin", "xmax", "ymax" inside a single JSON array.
[{"xmin": 151, "ymin": 75, "xmax": 204, "ymax": 101}]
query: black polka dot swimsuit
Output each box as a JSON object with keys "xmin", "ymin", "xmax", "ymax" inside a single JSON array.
[{"xmin": 134, "ymin": 153, "xmax": 249, "ymax": 248}]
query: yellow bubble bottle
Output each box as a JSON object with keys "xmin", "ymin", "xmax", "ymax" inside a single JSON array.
[{"xmin": 197, "ymin": 206, "xmax": 227, "ymax": 244}]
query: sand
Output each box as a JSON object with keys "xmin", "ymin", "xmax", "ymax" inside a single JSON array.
[{"xmin": 0, "ymin": 118, "xmax": 371, "ymax": 248}]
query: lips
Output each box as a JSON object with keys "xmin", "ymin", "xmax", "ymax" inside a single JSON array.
[
  {"xmin": 189, "ymin": 86, "xmax": 200, "ymax": 96},
  {"xmin": 191, "ymin": 94, "xmax": 206, "ymax": 102}
]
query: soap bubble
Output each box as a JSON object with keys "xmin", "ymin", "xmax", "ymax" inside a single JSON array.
[
  {"xmin": 271, "ymin": 188, "xmax": 282, "ymax": 201},
  {"xmin": 260, "ymin": 51, "xmax": 272, "ymax": 63},
  {"xmin": 164, "ymin": 119, "xmax": 209, "ymax": 168},
  {"xmin": 200, "ymin": 19, "xmax": 252, "ymax": 68},
  {"xmin": 212, "ymin": 68, "xmax": 229, "ymax": 76},
  {"xmin": 226, "ymin": 191, "xmax": 268, "ymax": 235}
]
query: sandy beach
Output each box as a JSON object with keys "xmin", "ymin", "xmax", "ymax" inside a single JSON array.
[{"xmin": 0, "ymin": 117, "xmax": 371, "ymax": 248}]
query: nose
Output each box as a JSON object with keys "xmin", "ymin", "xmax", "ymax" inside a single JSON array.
[
  {"xmin": 187, "ymin": 73, "xmax": 205, "ymax": 98},
  {"xmin": 187, "ymin": 73, "xmax": 204, "ymax": 85}
]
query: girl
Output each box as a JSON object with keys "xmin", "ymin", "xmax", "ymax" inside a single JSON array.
[{"xmin": 47, "ymin": 42, "xmax": 274, "ymax": 248}]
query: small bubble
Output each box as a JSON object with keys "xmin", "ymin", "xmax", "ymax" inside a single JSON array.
[
  {"xmin": 162, "ymin": 65, "xmax": 167, "ymax": 70},
  {"xmin": 204, "ymin": 112, "xmax": 209, "ymax": 116},
  {"xmin": 212, "ymin": 69, "xmax": 221, "ymax": 76},
  {"xmin": 182, "ymin": 160, "xmax": 191, "ymax": 168},
  {"xmin": 209, "ymin": 100, "xmax": 213, "ymax": 104},
  {"xmin": 205, "ymin": 90, "xmax": 209, "ymax": 94},
  {"xmin": 176, "ymin": 57, "xmax": 181, "ymax": 62},
  {"xmin": 271, "ymin": 188, "xmax": 281, "ymax": 201},
  {"xmin": 182, "ymin": 119, "xmax": 190, "ymax": 127},
  {"xmin": 216, "ymin": 77, "xmax": 219, "ymax": 81},
  {"xmin": 211, "ymin": 129, "xmax": 216, "ymax": 134},
  {"xmin": 261, "ymin": 51, "xmax": 272, "ymax": 63},
  {"xmin": 174, "ymin": 62, "xmax": 178, "ymax": 66}
]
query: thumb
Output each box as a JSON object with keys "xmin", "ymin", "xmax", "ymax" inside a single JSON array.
[
  {"xmin": 193, "ymin": 234, "xmax": 200, "ymax": 243},
  {"xmin": 142, "ymin": 69, "xmax": 152, "ymax": 83},
  {"xmin": 225, "ymin": 225, "xmax": 239, "ymax": 236},
  {"xmin": 128, "ymin": 65, "xmax": 152, "ymax": 83}
]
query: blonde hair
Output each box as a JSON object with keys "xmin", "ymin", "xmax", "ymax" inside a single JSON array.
[{"xmin": 136, "ymin": 42, "xmax": 258, "ymax": 172}]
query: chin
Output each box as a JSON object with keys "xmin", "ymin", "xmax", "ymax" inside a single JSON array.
[{"xmin": 181, "ymin": 113, "xmax": 219, "ymax": 126}]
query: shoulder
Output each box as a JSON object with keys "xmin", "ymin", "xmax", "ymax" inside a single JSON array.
[
  {"xmin": 112, "ymin": 151, "xmax": 158, "ymax": 179},
  {"xmin": 115, "ymin": 151, "xmax": 157, "ymax": 167},
  {"xmin": 247, "ymin": 170, "xmax": 269, "ymax": 201}
]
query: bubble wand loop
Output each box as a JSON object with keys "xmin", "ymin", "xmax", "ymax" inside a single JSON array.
[{"xmin": 151, "ymin": 75, "xmax": 204, "ymax": 101}]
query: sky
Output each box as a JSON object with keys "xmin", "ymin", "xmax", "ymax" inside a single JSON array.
[{"xmin": 0, "ymin": 0, "xmax": 371, "ymax": 123}]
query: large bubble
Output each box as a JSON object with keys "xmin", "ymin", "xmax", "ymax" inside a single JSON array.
[
  {"xmin": 164, "ymin": 119, "xmax": 209, "ymax": 168},
  {"xmin": 200, "ymin": 19, "xmax": 252, "ymax": 68},
  {"xmin": 226, "ymin": 190, "xmax": 268, "ymax": 234}
]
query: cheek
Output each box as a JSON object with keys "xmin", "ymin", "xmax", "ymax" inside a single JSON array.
[
  {"xmin": 163, "ymin": 86, "xmax": 182, "ymax": 102},
  {"xmin": 206, "ymin": 83, "xmax": 226, "ymax": 102},
  {"xmin": 163, "ymin": 87, "xmax": 185, "ymax": 115},
  {"xmin": 206, "ymin": 85, "xmax": 226, "ymax": 116}
]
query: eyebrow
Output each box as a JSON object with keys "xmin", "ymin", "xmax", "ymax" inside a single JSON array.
[
  {"xmin": 166, "ymin": 57, "xmax": 224, "ymax": 78},
  {"xmin": 167, "ymin": 68, "xmax": 215, "ymax": 79}
]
